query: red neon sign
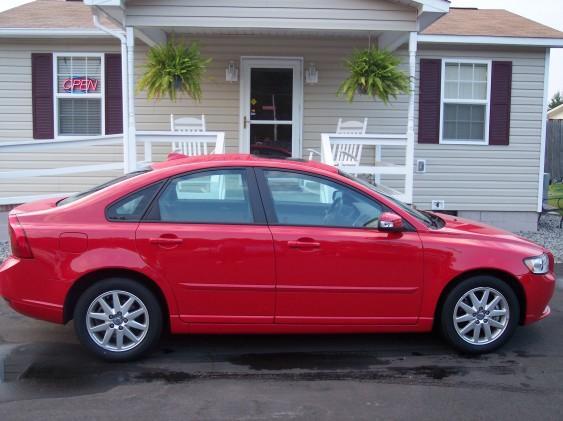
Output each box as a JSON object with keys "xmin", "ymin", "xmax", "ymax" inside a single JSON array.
[{"xmin": 63, "ymin": 77, "xmax": 99, "ymax": 93}]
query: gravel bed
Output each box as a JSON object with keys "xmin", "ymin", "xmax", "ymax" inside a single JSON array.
[
  {"xmin": 519, "ymin": 214, "xmax": 563, "ymax": 263},
  {"xmin": 0, "ymin": 240, "xmax": 8, "ymax": 264}
]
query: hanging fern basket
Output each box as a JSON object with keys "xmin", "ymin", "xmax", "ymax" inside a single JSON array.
[
  {"xmin": 137, "ymin": 38, "xmax": 211, "ymax": 102},
  {"xmin": 338, "ymin": 47, "xmax": 410, "ymax": 103}
]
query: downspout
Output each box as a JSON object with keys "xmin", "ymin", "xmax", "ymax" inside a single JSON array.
[{"xmin": 92, "ymin": 9, "xmax": 135, "ymax": 173}]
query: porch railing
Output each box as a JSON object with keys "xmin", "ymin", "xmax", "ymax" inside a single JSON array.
[
  {"xmin": 0, "ymin": 132, "xmax": 227, "ymax": 205},
  {"xmin": 137, "ymin": 131, "xmax": 226, "ymax": 163},
  {"xmin": 0, "ymin": 135, "xmax": 124, "ymax": 205},
  {"xmin": 320, "ymin": 133, "xmax": 411, "ymax": 202}
]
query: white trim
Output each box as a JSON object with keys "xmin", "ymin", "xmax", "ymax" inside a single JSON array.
[
  {"xmin": 439, "ymin": 59, "xmax": 492, "ymax": 146},
  {"xmin": 0, "ymin": 135, "xmax": 122, "ymax": 152},
  {"xmin": 538, "ymin": 49, "xmax": 550, "ymax": 213},
  {"xmin": 52, "ymin": 53, "xmax": 106, "ymax": 139},
  {"xmin": 547, "ymin": 103, "xmax": 563, "ymax": 119},
  {"xmin": 419, "ymin": 34, "xmax": 563, "ymax": 48},
  {"xmin": 239, "ymin": 57, "xmax": 304, "ymax": 158},
  {"xmin": 0, "ymin": 162, "xmax": 123, "ymax": 180},
  {"xmin": 0, "ymin": 193, "xmax": 77, "ymax": 206},
  {"xmin": 0, "ymin": 28, "xmax": 111, "ymax": 38}
]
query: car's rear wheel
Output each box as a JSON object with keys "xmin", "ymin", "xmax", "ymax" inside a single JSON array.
[
  {"xmin": 73, "ymin": 278, "xmax": 162, "ymax": 361},
  {"xmin": 440, "ymin": 276, "xmax": 519, "ymax": 353}
]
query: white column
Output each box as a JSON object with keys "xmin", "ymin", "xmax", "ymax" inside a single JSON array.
[
  {"xmin": 405, "ymin": 31, "xmax": 417, "ymax": 204},
  {"xmin": 125, "ymin": 26, "xmax": 137, "ymax": 172},
  {"xmin": 537, "ymin": 49, "xmax": 550, "ymax": 213},
  {"xmin": 120, "ymin": 39, "xmax": 130, "ymax": 174}
]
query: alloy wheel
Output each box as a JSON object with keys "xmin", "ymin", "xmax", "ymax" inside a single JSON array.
[
  {"xmin": 453, "ymin": 287, "xmax": 510, "ymax": 346},
  {"xmin": 86, "ymin": 290, "xmax": 149, "ymax": 352}
]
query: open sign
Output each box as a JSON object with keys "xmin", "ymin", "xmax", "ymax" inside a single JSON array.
[{"xmin": 63, "ymin": 77, "xmax": 99, "ymax": 93}]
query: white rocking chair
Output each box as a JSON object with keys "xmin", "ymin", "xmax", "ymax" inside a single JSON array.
[
  {"xmin": 170, "ymin": 114, "xmax": 208, "ymax": 155},
  {"xmin": 308, "ymin": 118, "xmax": 368, "ymax": 161}
]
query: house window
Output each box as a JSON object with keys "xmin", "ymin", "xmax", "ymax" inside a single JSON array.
[
  {"xmin": 441, "ymin": 61, "xmax": 490, "ymax": 144},
  {"xmin": 55, "ymin": 54, "xmax": 104, "ymax": 136}
]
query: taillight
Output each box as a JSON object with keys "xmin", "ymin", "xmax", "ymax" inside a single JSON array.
[{"xmin": 8, "ymin": 214, "xmax": 33, "ymax": 259}]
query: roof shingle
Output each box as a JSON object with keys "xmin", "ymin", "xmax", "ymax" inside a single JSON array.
[
  {"xmin": 423, "ymin": 8, "xmax": 563, "ymax": 39},
  {"xmin": 0, "ymin": 0, "xmax": 116, "ymax": 30}
]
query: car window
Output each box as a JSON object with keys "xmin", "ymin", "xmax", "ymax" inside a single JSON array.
[
  {"xmin": 154, "ymin": 169, "xmax": 254, "ymax": 224},
  {"xmin": 106, "ymin": 182, "xmax": 163, "ymax": 222},
  {"xmin": 263, "ymin": 170, "xmax": 383, "ymax": 228}
]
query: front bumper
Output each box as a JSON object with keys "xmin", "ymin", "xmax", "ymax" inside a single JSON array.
[
  {"xmin": 520, "ymin": 271, "xmax": 556, "ymax": 325},
  {"xmin": 0, "ymin": 256, "xmax": 64, "ymax": 323}
]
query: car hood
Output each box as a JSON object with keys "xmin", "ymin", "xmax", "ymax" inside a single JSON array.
[{"xmin": 433, "ymin": 213, "xmax": 547, "ymax": 253}]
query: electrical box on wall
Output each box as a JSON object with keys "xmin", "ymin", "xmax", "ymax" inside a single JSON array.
[
  {"xmin": 416, "ymin": 159, "xmax": 426, "ymax": 173},
  {"xmin": 431, "ymin": 200, "xmax": 445, "ymax": 211}
]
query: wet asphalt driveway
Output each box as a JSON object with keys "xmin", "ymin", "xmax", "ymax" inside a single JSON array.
[{"xmin": 0, "ymin": 266, "xmax": 562, "ymax": 420}]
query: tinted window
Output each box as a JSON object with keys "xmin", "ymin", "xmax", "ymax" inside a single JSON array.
[
  {"xmin": 154, "ymin": 169, "xmax": 254, "ymax": 224},
  {"xmin": 263, "ymin": 170, "xmax": 383, "ymax": 228},
  {"xmin": 107, "ymin": 182, "xmax": 163, "ymax": 221}
]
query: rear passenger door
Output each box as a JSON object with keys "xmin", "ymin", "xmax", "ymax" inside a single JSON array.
[{"xmin": 135, "ymin": 168, "xmax": 276, "ymax": 324}]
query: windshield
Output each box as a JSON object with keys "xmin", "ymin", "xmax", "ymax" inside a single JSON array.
[
  {"xmin": 57, "ymin": 170, "xmax": 150, "ymax": 206},
  {"xmin": 339, "ymin": 171, "xmax": 441, "ymax": 228}
]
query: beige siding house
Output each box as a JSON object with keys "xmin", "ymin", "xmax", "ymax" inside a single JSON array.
[{"xmin": 1, "ymin": 0, "xmax": 562, "ymax": 231}]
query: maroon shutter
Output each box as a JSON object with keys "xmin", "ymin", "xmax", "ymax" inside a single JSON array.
[
  {"xmin": 418, "ymin": 59, "xmax": 442, "ymax": 144},
  {"xmin": 489, "ymin": 61, "xmax": 512, "ymax": 145},
  {"xmin": 105, "ymin": 53, "xmax": 123, "ymax": 135},
  {"xmin": 31, "ymin": 53, "xmax": 54, "ymax": 139}
]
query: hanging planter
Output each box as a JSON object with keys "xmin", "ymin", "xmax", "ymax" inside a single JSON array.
[
  {"xmin": 337, "ymin": 47, "xmax": 410, "ymax": 103},
  {"xmin": 137, "ymin": 37, "xmax": 211, "ymax": 102}
]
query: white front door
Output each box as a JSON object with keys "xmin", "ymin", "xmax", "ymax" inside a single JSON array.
[{"xmin": 240, "ymin": 57, "xmax": 303, "ymax": 158}]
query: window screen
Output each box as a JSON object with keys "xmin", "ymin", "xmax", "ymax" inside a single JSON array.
[{"xmin": 56, "ymin": 55, "xmax": 103, "ymax": 136}]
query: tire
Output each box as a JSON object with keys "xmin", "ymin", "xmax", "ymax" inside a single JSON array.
[
  {"xmin": 73, "ymin": 277, "xmax": 163, "ymax": 361},
  {"xmin": 440, "ymin": 275, "xmax": 520, "ymax": 354}
]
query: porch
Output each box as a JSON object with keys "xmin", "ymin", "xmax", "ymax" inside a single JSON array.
[{"xmin": 1, "ymin": 0, "xmax": 450, "ymax": 206}]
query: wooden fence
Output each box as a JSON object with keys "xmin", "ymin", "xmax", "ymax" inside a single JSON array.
[{"xmin": 546, "ymin": 120, "xmax": 563, "ymax": 182}]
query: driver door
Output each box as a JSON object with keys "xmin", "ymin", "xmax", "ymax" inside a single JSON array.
[{"xmin": 256, "ymin": 169, "xmax": 423, "ymax": 325}]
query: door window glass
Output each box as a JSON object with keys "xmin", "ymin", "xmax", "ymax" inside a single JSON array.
[
  {"xmin": 249, "ymin": 68, "xmax": 293, "ymax": 158},
  {"xmin": 263, "ymin": 170, "xmax": 383, "ymax": 228},
  {"xmin": 155, "ymin": 169, "xmax": 254, "ymax": 224}
]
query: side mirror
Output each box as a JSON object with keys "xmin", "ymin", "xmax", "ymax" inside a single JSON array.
[{"xmin": 378, "ymin": 212, "xmax": 404, "ymax": 232}]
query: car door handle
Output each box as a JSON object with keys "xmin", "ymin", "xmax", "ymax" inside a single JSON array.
[
  {"xmin": 288, "ymin": 240, "xmax": 321, "ymax": 249},
  {"xmin": 149, "ymin": 237, "xmax": 183, "ymax": 246}
]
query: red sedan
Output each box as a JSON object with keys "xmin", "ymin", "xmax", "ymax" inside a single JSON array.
[{"xmin": 0, "ymin": 154, "xmax": 556, "ymax": 361}]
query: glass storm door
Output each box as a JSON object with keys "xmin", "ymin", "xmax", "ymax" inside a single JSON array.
[{"xmin": 241, "ymin": 58, "xmax": 302, "ymax": 158}]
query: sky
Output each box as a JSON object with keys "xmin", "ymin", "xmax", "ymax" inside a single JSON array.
[{"xmin": 0, "ymin": 0, "xmax": 562, "ymax": 100}]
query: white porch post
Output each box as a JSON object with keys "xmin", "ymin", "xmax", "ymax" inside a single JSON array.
[
  {"xmin": 125, "ymin": 26, "xmax": 137, "ymax": 172},
  {"xmin": 405, "ymin": 31, "xmax": 417, "ymax": 204}
]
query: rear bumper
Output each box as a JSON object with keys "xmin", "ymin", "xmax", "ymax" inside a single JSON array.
[
  {"xmin": 0, "ymin": 256, "xmax": 64, "ymax": 323},
  {"xmin": 521, "ymin": 271, "xmax": 556, "ymax": 325}
]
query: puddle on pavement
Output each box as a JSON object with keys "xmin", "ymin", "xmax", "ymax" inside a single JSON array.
[
  {"xmin": 228, "ymin": 352, "xmax": 389, "ymax": 371},
  {"xmin": 0, "ymin": 339, "xmax": 528, "ymax": 403}
]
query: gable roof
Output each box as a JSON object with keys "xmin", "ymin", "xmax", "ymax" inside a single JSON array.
[
  {"xmin": 422, "ymin": 8, "xmax": 563, "ymax": 39},
  {"xmin": 0, "ymin": 0, "xmax": 116, "ymax": 30},
  {"xmin": 548, "ymin": 103, "xmax": 563, "ymax": 119}
]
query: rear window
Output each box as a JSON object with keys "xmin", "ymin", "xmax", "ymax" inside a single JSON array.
[{"xmin": 57, "ymin": 170, "xmax": 150, "ymax": 206}]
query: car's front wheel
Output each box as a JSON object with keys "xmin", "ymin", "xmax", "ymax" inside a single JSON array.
[
  {"xmin": 73, "ymin": 278, "xmax": 163, "ymax": 361},
  {"xmin": 440, "ymin": 276, "xmax": 519, "ymax": 353}
]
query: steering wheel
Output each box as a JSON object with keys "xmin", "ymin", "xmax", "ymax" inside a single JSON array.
[{"xmin": 323, "ymin": 192, "xmax": 360, "ymax": 226}]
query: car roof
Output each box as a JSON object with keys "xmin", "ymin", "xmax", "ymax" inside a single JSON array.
[{"xmin": 151, "ymin": 153, "xmax": 339, "ymax": 174}]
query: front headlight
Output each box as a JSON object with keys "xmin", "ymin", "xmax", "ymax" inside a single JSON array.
[{"xmin": 523, "ymin": 254, "xmax": 549, "ymax": 274}]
